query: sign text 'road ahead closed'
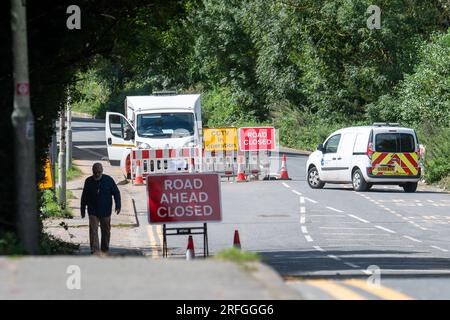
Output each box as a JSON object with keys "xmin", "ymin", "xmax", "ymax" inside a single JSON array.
[{"xmin": 147, "ymin": 173, "xmax": 222, "ymax": 224}]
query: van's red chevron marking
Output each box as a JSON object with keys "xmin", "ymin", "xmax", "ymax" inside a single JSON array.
[
  {"xmin": 404, "ymin": 153, "xmax": 418, "ymax": 167},
  {"xmin": 372, "ymin": 152, "xmax": 389, "ymax": 166}
]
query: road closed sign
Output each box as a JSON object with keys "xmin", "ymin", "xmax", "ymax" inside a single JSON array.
[
  {"xmin": 147, "ymin": 173, "xmax": 222, "ymax": 224},
  {"xmin": 238, "ymin": 127, "xmax": 276, "ymax": 151}
]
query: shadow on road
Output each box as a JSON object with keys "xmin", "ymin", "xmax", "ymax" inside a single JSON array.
[{"xmin": 260, "ymin": 249, "xmax": 450, "ymax": 278}]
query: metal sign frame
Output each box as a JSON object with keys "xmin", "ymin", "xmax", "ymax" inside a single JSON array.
[{"xmin": 162, "ymin": 223, "xmax": 209, "ymax": 258}]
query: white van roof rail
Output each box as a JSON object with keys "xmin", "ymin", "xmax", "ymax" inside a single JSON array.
[{"xmin": 372, "ymin": 122, "xmax": 400, "ymax": 127}]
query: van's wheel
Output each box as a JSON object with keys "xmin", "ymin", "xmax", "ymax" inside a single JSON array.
[
  {"xmin": 352, "ymin": 169, "xmax": 369, "ymax": 192},
  {"xmin": 308, "ymin": 166, "xmax": 325, "ymax": 189},
  {"xmin": 403, "ymin": 182, "xmax": 418, "ymax": 193}
]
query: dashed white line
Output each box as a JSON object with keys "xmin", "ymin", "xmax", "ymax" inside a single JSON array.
[
  {"xmin": 282, "ymin": 182, "xmax": 291, "ymax": 188},
  {"xmin": 347, "ymin": 214, "xmax": 370, "ymax": 224},
  {"xmin": 300, "ymin": 197, "xmax": 305, "ymax": 204},
  {"xmin": 305, "ymin": 235, "xmax": 314, "ymax": 242},
  {"xmin": 313, "ymin": 246, "xmax": 325, "ymax": 252},
  {"xmin": 300, "ymin": 206, "xmax": 306, "ymax": 214},
  {"xmin": 326, "ymin": 206, "xmax": 344, "ymax": 213},
  {"xmin": 292, "ymin": 189, "xmax": 302, "ymax": 195},
  {"xmin": 301, "ymin": 226, "xmax": 308, "ymax": 234},
  {"xmin": 327, "ymin": 254, "xmax": 341, "ymax": 261},
  {"xmin": 375, "ymin": 225, "xmax": 396, "ymax": 234},
  {"xmin": 320, "ymin": 227, "xmax": 375, "ymax": 230},
  {"xmin": 344, "ymin": 262, "xmax": 360, "ymax": 268},
  {"xmin": 431, "ymin": 246, "xmax": 448, "ymax": 252},
  {"xmin": 403, "ymin": 235, "xmax": 422, "ymax": 243},
  {"xmin": 304, "ymin": 197, "xmax": 318, "ymax": 204},
  {"xmin": 300, "ymin": 215, "xmax": 306, "ymax": 224}
]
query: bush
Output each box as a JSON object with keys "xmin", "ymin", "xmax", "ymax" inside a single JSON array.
[
  {"xmin": 417, "ymin": 127, "xmax": 450, "ymax": 184},
  {"xmin": 40, "ymin": 189, "xmax": 73, "ymax": 219},
  {"xmin": 0, "ymin": 231, "xmax": 79, "ymax": 255}
]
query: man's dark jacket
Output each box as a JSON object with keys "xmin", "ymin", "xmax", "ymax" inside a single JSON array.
[{"xmin": 81, "ymin": 175, "xmax": 121, "ymax": 218}]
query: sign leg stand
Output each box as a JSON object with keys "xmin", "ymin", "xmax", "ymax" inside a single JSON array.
[{"xmin": 163, "ymin": 224, "xmax": 167, "ymax": 258}]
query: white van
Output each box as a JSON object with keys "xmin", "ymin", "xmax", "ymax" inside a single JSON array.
[
  {"xmin": 105, "ymin": 94, "xmax": 202, "ymax": 177},
  {"xmin": 306, "ymin": 123, "xmax": 423, "ymax": 192}
]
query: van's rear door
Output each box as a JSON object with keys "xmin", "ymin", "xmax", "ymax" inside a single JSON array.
[{"xmin": 372, "ymin": 132, "xmax": 419, "ymax": 176}]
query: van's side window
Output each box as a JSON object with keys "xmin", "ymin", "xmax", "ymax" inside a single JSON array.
[{"xmin": 324, "ymin": 134, "xmax": 341, "ymax": 153}]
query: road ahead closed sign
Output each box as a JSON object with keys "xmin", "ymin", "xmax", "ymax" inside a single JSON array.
[
  {"xmin": 147, "ymin": 173, "xmax": 222, "ymax": 224},
  {"xmin": 239, "ymin": 127, "xmax": 276, "ymax": 151}
]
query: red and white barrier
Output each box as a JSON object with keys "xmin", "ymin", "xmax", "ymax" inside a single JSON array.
[{"xmin": 130, "ymin": 147, "xmax": 201, "ymax": 183}]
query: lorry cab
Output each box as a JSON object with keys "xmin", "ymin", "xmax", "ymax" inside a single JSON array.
[
  {"xmin": 306, "ymin": 123, "xmax": 423, "ymax": 192},
  {"xmin": 105, "ymin": 94, "xmax": 202, "ymax": 168}
]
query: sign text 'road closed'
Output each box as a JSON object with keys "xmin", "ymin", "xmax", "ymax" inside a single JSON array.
[
  {"xmin": 238, "ymin": 127, "xmax": 276, "ymax": 151},
  {"xmin": 147, "ymin": 173, "xmax": 222, "ymax": 224}
]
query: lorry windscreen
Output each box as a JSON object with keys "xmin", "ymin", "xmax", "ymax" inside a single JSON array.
[
  {"xmin": 136, "ymin": 112, "xmax": 194, "ymax": 138},
  {"xmin": 375, "ymin": 133, "xmax": 415, "ymax": 153}
]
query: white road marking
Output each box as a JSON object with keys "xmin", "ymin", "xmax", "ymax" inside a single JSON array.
[
  {"xmin": 431, "ymin": 246, "xmax": 448, "ymax": 252},
  {"xmin": 375, "ymin": 225, "xmax": 396, "ymax": 234},
  {"xmin": 282, "ymin": 182, "xmax": 291, "ymax": 188},
  {"xmin": 309, "ymin": 214, "xmax": 346, "ymax": 217},
  {"xmin": 300, "ymin": 196, "xmax": 305, "ymax": 204},
  {"xmin": 301, "ymin": 226, "xmax": 308, "ymax": 234},
  {"xmin": 347, "ymin": 214, "xmax": 370, "ymax": 224},
  {"xmin": 344, "ymin": 262, "xmax": 360, "ymax": 268},
  {"xmin": 292, "ymin": 189, "xmax": 302, "ymax": 195},
  {"xmin": 326, "ymin": 206, "xmax": 344, "ymax": 213},
  {"xmin": 300, "ymin": 215, "xmax": 306, "ymax": 224},
  {"xmin": 313, "ymin": 246, "xmax": 325, "ymax": 252},
  {"xmin": 322, "ymin": 233, "xmax": 386, "ymax": 236},
  {"xmin": 305, "ymin": 235, "xmax": 314, "ymax": 242},
  {"xmin": 300, "ymin": 206, "xmax": 306, "ymax": 214},
  {"xmin": 320, "ymin": 227, "xmax": 375, "ymax": 230},
  {"xmin": 403, "ymin": 235, "xmax": 422, "ymax": 243},
  {"xmin": 327, "ymin": 254, "xmax": 341, "ymax": 261},
  {"xmin": 304, "ymin": 197, "xmax": 318, "ymax": 204}
]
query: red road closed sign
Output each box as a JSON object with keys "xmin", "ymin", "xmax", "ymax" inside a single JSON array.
[
  {"xmin": 147, "ymin": 173, "xmax": 222, "ymax": 224},
  {"xmin": 238, "ymin": 127, "xmax": 276, "ymax": 151}
]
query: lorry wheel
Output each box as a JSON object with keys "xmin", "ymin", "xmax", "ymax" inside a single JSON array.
[
  {"xmin": 352, "ymin": 169, "xmax": 369, "ymax": 192},
  {"xmin": 307, "ymin": 166, "xmax": 325, "ymax": 189},
  {"xmin": 403, "ymin": 182, "xmax": 418, "ymax": 193}
]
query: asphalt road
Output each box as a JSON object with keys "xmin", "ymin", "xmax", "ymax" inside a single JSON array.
[{"xmin": 71, "ymin": 118, "xmax": 450, "ymax": 299}]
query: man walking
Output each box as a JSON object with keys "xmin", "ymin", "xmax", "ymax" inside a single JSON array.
[{"xmin": 81, "ymin": 163, "xmax": 121, "ymax": 255}]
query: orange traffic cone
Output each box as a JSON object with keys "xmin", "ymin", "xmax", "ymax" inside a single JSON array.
[
  {"xmin": 186, "ymin": 235, "xmax": 195, "ymax": 260},
  {"xmin": 233, "ymin": 230, "xmax": 241, "ymax": 249},
  {"xmin": 236, "ymin": 163, "xmax": 247, "ymax": 182},
  {"xmin": 278, "ymin": 154, "xmax": 290, "ymax": 180},
  {"xmin": 134, "ymin": 160, "xmax": 144, "ymax": 185}
]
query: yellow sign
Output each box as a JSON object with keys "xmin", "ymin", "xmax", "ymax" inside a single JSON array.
[
  {"xmin": 38, "ymin": 158, "xmax": 53, "ymax": 189},
  {"xmin": 203, "ymin": 128, "xmax": 238, "ymax": 151}
]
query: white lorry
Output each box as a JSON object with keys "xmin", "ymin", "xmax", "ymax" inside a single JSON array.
[{"xmin": 105, "ymin": 94, "xmax": 202, "ymax": 177}]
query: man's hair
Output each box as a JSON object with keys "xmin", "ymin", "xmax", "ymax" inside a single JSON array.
[{"xmin": 92, "ymin": 162, "xmax": 103, "ymax": 173}]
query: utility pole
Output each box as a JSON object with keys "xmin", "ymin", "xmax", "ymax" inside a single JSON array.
[
  {"xmin": 66, "ymin": 92, "xmax": 72, "ymax": 171},
  {"xmin": 10, "ymin": 0, "xmax": 39, "ymax": 254},
  {"xmin": 58, "ymin": 109, "xmax": 66, "ymax": 209}
]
